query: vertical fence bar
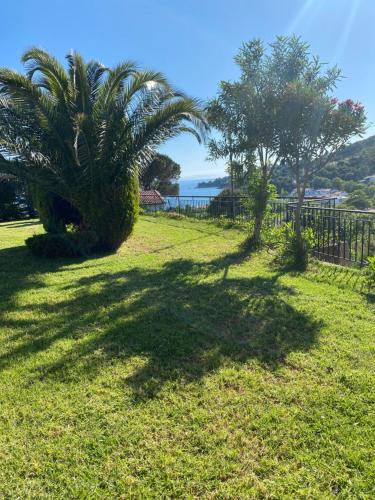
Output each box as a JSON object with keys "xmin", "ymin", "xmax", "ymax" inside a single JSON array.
[
  {"xmin": 361, "ymin": 220, "xmax": 365, "ymax": 267},
  {"xmin": 367, "ymin": 220, "xmax": 371, "ymax": 257}
]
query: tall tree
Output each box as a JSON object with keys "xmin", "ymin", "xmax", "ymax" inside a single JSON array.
[
  {"xmin": 0, "ymin": 48, "xmax": 207, "ymax": 251},
  {"xmin": 207, "ymin": 39, "xmax": 289, "ymax": 244},
  {"xmin": 275, "ymin": 40, "xmax": 366, "ymax": 262},
  {"xmin": 140, "ymin": 153, "xmax": 181, "ymax": 195}
]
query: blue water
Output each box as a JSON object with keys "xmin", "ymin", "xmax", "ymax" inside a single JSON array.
[{"xmin": 178, "ymin": 178, "xmax": 220, "ymax": 197}]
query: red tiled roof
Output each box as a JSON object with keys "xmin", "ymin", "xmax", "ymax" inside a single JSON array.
[{"xmin": 140, "ymin": 190, "xmax": 165, "ymax": 205}]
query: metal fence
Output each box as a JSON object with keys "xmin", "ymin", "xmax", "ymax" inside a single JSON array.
[
  {"xmin": 142, "ymin": 195, "xmax": 335, "ymax": 221},
  {"xmin": 141, "ymin": 195, "xmax": 374, "ymax": 267},
  {"xmin": 298, "ymin": 205, "xmax": 374, "ymax": 267},
  {"xmin": 163, "ymin": 195, "xmax": 250, "ymax": 220}
]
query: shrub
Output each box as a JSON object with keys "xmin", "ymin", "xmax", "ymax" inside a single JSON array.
[
  {"xmin": 365, "ymin": 255, "xmax": 375, "ymax": 290},
  {"xmin": 0, "ymin": 177, "xmax": 23, "ymax": 221},
  {"xmin": 26, "ymin": 231, "xmax": 98, "ymax": 258},
  {"xmin": 274, "ymin": 223, "xmax": 315, "ymax": 270},
  {"xmin": 83, "ymin": 173, "xmax": 140, "ymax": 252},
  {"xmin": 207, "ymin": 189, "xmax": 243, "ymax": 219},
  {"xmin": 30, "ymin": 186, "xmax": 81, "ymax": 233}
]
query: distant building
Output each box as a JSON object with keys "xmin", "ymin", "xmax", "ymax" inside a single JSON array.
[
  {"xmin": 289, "ymin": 188, "xmax": 348, "ymax": 204},
  {"xmin": 140, "ymin": 190, "xmax": 165, "ymax": 211}
]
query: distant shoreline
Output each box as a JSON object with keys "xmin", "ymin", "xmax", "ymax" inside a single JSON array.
[{"xmin": 196, "ymin": 176, "xmax": 229, "ymax": 189}]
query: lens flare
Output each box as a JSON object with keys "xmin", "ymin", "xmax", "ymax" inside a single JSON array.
[
  {"xmin": 286, "ymin": 0, "xmax": 320, "ymax": 34},
  {"xmin": 334, "ymin": 0, "xmax": 361, "ymax": 61}
]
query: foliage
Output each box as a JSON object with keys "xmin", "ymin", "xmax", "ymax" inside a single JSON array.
[
  {"xmin": 320, "ymin": 134, "xmax": 375, "ymax": 181},
  {"xmin": 273, "ymin": 222, "xmax": 315, "ymax": 270},
  {"xmin": 342, "ymin": 189, "xmax": 370, "ymax": 210},
  {"xmin": 196, "ymin": 176, "xmax": 230, "ymax": 189},
  {"xmin": 30, "ymin": 185, "xmax": 82, "ymax": 233},
  {"xmin": 26, "ymin": 230, "xmax": 98, "ymax": 258},
  {"xmin": 341, "ymin": 186, "xmax": 375, "ymax": 210},
  {"xmin": 0, "ymin": 175, "xmax": 35, "ymax": 221},
  {"xmin": 0, "ymin": 216, "xmax": 374, "ymax": 497},
  {"xmin": 207, "ymin": 38, "xmax": 292, "ymax": 244},
  {"xmin": 140, "ymin": 153, "xmax": 181, "ymax": 195},
  {"xmin": 0, "ymin": 175, "xmax": 22, "ymax": 221},
  {"xmin": 206, "ymin": 86, "xmax": 243, "ymax": 194},
  {"xmin": 265, "ymin": 37, "xmax": 367, "ymax": 267},
  {"xmin": 0, "ymin": 48, "xmax": 207, "ymax": 252},
  {"xmin": 365, "ymin": 255, "xmax": 375, "ymax": 290},
  {"xmin": 271, "ymin": 134, "xmax": 375, "ymax": 196},
  {"xmin": 280, "ymin": 89, "xmax": 366, "ymax": 191},
  {"xmin": 247, "ymin": 169, "xmax": 276, "ymax": 222},
  {"xmin": 207, "ymin": 188, "xmax": 243, "ymax": 218}
]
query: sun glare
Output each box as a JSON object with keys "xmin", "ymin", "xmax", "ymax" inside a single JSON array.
[
  {"xmin": 334, "ymin": 0, "xmax": 361, "ymax": 61},
  {"xmin": 287, "ymin": 0, "xmax": 361, "ymax": 62}
]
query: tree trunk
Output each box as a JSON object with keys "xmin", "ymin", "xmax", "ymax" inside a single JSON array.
[
  {"xmin": 249, "ymin": 170, "xmax": 268, "ymax": 247},
  {"xmin": 229, "ymin": 151, "xmax": 236, "ymax": 220},
  {"xmin": 252, "ymin": 212, "xmax": 263, "ymax": 244},
  {"xmin": 294, "ymin": 176, "xmax": 306, "ymax": 241},
  {"xmin": 294, "ymin": 175, "xmax": 307, "ymax": 267}
]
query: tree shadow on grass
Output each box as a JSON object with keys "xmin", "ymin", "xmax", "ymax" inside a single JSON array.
[{"xmin": 0, "ymin": 244, "xmax": 322, "ymax": 400}]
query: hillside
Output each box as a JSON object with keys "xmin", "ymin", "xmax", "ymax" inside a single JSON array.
[
  {"xmin": 196, "ymin": 176, "xmax": 230, "ymax": 189},
  {"xmin": 319, "ymin": 134, "xmax": 375, "ymax": 181},
  {"xmin": 273, "ymin": 135, "xmax": 375, "ymax": 195}
]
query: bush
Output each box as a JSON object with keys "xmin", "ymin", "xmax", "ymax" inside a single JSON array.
[
  {"xmin": 30, "ymin": 186, "xmax": 82, "ymax": 233},
  {"xmin": 84, "ymin": 173, "xmax": 140, "ymax": 251},
  {"xmin": 365, "ymin": 255, "xmax": 375, "ymax": 290},
  {"xmin": 26, "ymin": 231, "xmax": 98, "ymax": 258},
  {"xmin": 274, "ymin": 223, "xmax": 315, "ymax": 270},
  {"xmin": 207, "ymin": 189, "xmax": 243, "ymax": 219},
  {"xmin": 0, "ymin": 177, "xmax": 23, "ymax": 221}
]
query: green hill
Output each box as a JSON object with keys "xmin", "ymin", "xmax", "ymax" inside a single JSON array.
[
  {"xmin": 319, "ymin": 135, "xmax": 375, "ymax": 181},
  {"xmin": 272, "ymin": 135, "xmax": 375, "ymax": 205}
]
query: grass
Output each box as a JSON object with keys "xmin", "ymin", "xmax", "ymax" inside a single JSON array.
[{"xmin": 0, "ymin": 216, "xmax": 374, "ymax": 498}]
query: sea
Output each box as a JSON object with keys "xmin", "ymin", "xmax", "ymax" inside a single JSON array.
[{"xmin": 178, "ymin": 178, "xmax": 220, "ymax": 197}]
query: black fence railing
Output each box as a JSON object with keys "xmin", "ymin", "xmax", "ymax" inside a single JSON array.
[
  {"xmin": 270, "ymin": 197, "xmax": 336, "ymax": 227},
  {"xmin": 142, "ymin": 195, "xmax": 336, "ymax": 221},
  {"xmin": 141, "ymin": 195, "xmax": 374, "ymax": 267},
  {"xmin": 164, "ymin": 195, "xmax": 250, "ymax": 220},
  {"xmin": 297, "ymin": 205, "xmax": 374, "ymax": 267}
]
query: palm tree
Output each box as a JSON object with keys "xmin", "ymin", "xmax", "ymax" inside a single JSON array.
[{"xmin": 0, "ymin": 48, "xmax": 207, "ymax": 250}]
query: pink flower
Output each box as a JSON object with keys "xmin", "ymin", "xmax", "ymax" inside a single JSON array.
[{"xmin": 330, "ymin": 97, "xmax": 338, "ymax": 105}]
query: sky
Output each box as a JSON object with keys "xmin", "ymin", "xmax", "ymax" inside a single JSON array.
[{"xmin": 1, "ymin": 0, "xmax": 375, "ymax": 179}]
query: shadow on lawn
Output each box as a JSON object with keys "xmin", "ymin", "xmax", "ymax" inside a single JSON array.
[{"xmin": 0, "ymin": 244, "xmax": 322, "ymax": 400}]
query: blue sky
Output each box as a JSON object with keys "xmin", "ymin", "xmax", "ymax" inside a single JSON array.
[{"xmin": 1, "ymin": 0, "xmax": 374, "ymax": 178}]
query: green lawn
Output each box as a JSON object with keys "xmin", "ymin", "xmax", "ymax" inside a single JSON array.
[{"xmin": 0, "ymin": 216, "xmax": 374, "ymax": 498}]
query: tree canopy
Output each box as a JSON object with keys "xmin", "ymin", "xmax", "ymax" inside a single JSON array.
[{"xmin": 140, "ymin": 153, "xmax": 181, "ymax": 195}]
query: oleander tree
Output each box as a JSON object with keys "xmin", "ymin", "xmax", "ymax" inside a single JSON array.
[
  {"xmin": 207, "ymin": 36, "xmax": 366, "ymax": 252},
  {"xmin": 207, "ymin": 38, "xmax": 288, "ymax": 246},
  {"xmin": 278, "ymin": 79, "xmax": 366, "ymax": 265},
  {"xmin": 0, "ymin": 48, "xmax": 207, "ymax": 251}
]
